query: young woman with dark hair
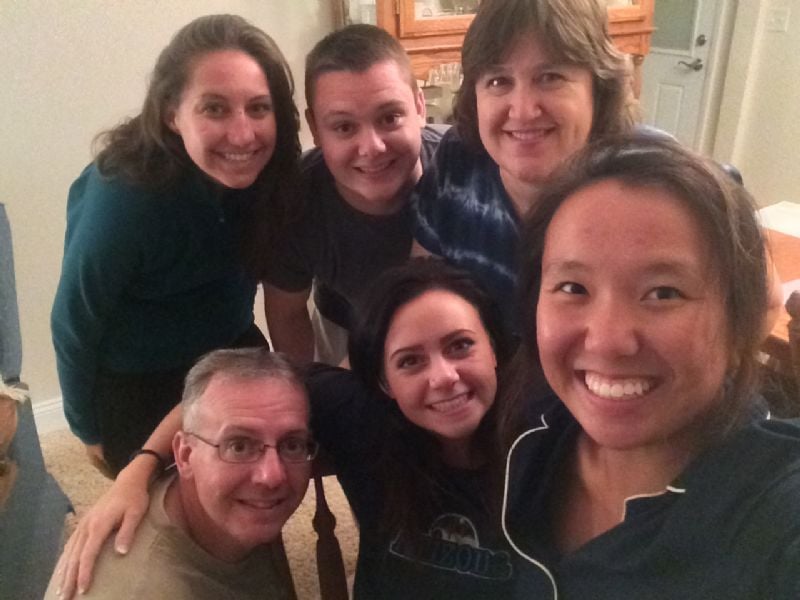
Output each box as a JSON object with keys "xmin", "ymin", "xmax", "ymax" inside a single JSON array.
[
  {"xmin": 502, "ymin": 134, "xmax": 800, "ymax": 599},
  {"xmin": 51, "ymin": 14, "xmax": 300, "ymax": 476}
]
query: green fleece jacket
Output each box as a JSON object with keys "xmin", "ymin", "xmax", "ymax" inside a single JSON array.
[{"xmin": 52, "ymin": 164, "xmax": 257, "ymax": 444}]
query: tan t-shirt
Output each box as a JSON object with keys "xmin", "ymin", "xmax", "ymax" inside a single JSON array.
[{"xmin": 44, "ymin": 473, "xmax": 292, "ymax": 599}]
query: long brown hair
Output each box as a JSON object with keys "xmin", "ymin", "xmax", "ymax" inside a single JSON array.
[
  {"xmin": 349, "ymin": 258, "xmax": 515, "ymax": 533},
  {"xmin": 93, "ymin": 14, "xmax": 301, "ymax": 276}
]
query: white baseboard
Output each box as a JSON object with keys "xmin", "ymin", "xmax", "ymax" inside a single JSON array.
[{"xmin": 33, "ymin": 396, "xmax": 68, "ymax": 435}]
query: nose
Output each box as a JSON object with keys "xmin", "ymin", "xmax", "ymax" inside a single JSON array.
[
  {"xmin": 356, "ymin": 126, "xmax": 386, "ymax": 157},
  {"xmin": 251, "ymin": 447, "xmax": 288, "ymax": 488},
  {"xmin": 226, "ymin": 110, "xmax": 256, "ymax": 146},
  {"xmin": 508, "ymin": 83, "xmax": 542, "ymax": 122},
  {"xmin": 583, "ymin": 298, "xmax": 640, "ymax": 357},
  {"xmin": 428, "ymin": 355, "xmax": 459, "ymax": 389}
]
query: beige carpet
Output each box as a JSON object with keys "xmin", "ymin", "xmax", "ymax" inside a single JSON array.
[{"xmin": 40, "ymin": 429, "xmax": 359, "ymax": 599}]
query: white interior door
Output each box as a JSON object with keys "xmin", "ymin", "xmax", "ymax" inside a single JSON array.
[{"xmin": 640, "ymin": 0, "xmax": 720, "ymax": 147}]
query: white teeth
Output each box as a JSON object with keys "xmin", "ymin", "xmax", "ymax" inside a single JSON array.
[
  {"xmin": 241, "ymin": 498, "xmax": 282, "ymax": 509},
  {"xmin": 223, "ymin": 152, "xmax": 255, "ymax": 161},
  {"xmin": 585, "ymin": 372, "xmax": 652, "ymax": 399},
  {"xmin": 357, "ymin": 161, "xmax": 392, "ymax": 174},
  {"xmin": 508, "ymin": 129, "xmax": 547, "ymax": 141},
  {"xmin": 429, "ymin": 393, "xmax": 470, "ymax": 413}
]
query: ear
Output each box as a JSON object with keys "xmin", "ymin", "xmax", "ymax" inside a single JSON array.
[
  {"xmin": 414, "ymin": 87, "xmax": 427, "ymax": 125},
  {"xmin": 378, "ymin": 376, "xmax": 394, "ymax": 399},
  {"xmin": 173, "ymin": 431, "xmax": 194, "ymax": 479},
  {"xmin": 305, "ymin": 107, "xmax": 321, "ymax": 146},
  {"xmin": 165, "ymin": 107, "xmax": 180, "ymax": 135}
]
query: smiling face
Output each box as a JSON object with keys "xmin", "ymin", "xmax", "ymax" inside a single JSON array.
[
  {"xmin": 382, "ymin": 289, "xmax": 497, "ymax": 463},
  {"xmin": 307, "ymin": 60, "xmax": 426, "ymax": 215},
  {"xmin": 168, "ymin": 49, "xmax": 277, "ymax": 189},
  {"xmin": 174, "ymin": 374, "xmax": 311, "ymax": 561},
  {"xmin": 536, "ymin": 178, "xmax": 730, "ymax": 454},
  {"xmin": 476, "ymin": 35, "xmax": 593, "ymax": 209}
]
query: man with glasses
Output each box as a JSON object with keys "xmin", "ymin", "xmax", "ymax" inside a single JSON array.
[{"xmin": 45, "ymin": 347, "xmax": 315, "ymax": 599}]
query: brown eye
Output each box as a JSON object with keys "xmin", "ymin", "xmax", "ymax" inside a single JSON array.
[
  {"xmin": 447, "ymin": 337, "xmax": 475, "ymax": 357},
  {"xmin": 558, "ymin": 282, "xmax": 587, "ymax": 295},
  {"xmin": 397, "ymin": 354, "xmax": 421, "ymax": 369},
  {"xmin": 222, "ymin": 437, "xmax": 259, "ymax": 461},
  {"xmin": 201, "ymin": 103, "xmax": 227, "ymax": 117},
  {"xmin": 278, "ymin": 436, "xmax": 317, "ymax": 462},
  {"xmin": 248, "ymin": 101, "xmax": 272, "ymax": 118},
  {"xmin": 646, "ymin": 286, "xmax": 684, "ymax": 301}
]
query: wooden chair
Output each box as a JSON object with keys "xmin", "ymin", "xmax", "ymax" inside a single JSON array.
[
  {"xmin": 261, "ymin": 463, "xmax": 349, "ymax": 600},
  {"xmin": 309, "ymin": 450, "xmax": 349, "ymax": 600}
]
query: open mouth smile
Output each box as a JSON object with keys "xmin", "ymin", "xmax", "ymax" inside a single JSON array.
[
  {"xmin": 237, "ymin": 497, "xmax": 285, "ymax": 511},
  {"xmin": 355, "ymin": 158, "xmax": 396, "ymax": 175},
  {"xmin": 584, "ymin": 371, "xmax": 654, "ymax": 399},
  {"xmin": 428, "ymin": 392, "xmax": 472, "ymax": 414},
  {"xmin": 217, "ymin": 148, "xmax": 263, "ymax": 163},
  {"xmin": 504, "ymin": 127, "xmax": 553, "ymax": 142}
]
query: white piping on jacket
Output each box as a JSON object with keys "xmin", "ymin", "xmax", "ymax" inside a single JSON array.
[{"xmin": 501, "ymin": 413, "xmax": 559, "ymax": 600}]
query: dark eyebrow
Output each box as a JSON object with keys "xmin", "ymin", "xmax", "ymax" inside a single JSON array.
[
  {"xmin": 541, "ymin": 260, "xmax": 588, "ymax": 277},
  {"xmin": 196, "ymin": 92, "xmax": 271, "ymax": 102},
  {"xmin": 388, "ymin": 343, "xmax": 422, "ymax": 361},
  {"xmin": 388, "ymin": 328, "xmax": 477, "ymax": 361},
  {"xmin": 542, "ymin": 259, "xmax": 704, "ymax": 280},
  {"xmin": 376, "ymin": 100, "xmax": 407, "ymax": 112},
  {"xmin": 640, "ymin": 260, "xmax": 704, "ymax": 280}
]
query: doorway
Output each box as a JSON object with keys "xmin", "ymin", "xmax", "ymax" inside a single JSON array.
[{"xmin": 640, "ymin": 0, "xmax": 727, "ymax": 150}]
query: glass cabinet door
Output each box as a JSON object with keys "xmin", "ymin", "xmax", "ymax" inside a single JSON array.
[
  {"xmin": 399, "ymin": 0, "xmax": 479, "ymax": 36},
  {"xmin": 341, "ymin": 0, "xmax": 479, "ymax": 36},
  {"xmin": 342, "ymin": 0, "xmax": 378, "ymax": 25}
]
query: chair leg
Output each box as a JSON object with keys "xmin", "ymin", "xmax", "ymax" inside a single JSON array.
[{"xmin": 312, "ymin": 474, "xmax": 349, "ymax": 600}]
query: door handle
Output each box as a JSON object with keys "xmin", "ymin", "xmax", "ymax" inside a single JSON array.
[{"xmin": 678, "ymin": 58, "xmax": 704, "ymax": 71}]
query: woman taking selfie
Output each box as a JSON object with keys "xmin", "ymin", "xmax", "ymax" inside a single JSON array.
[
  {"xmin": 55, "ymin": 259, "xmax": 520, "ymax": 598},
  {"xmin": 51, "ymin": 14, "xmax": 300, "ymax": 476},
  {"xmin": 502, "ymin": 135, "xmax": 800, "ymax": 598}
]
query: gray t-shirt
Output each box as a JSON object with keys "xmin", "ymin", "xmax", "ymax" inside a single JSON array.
[{"xmin": 264, "ymin": 125, "xmax": 446, "ymax": 328}]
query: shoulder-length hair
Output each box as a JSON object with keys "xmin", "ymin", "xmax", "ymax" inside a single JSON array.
[{"xmin": 455, "ymin": 0, "xmax": 635, "ymax": 153}]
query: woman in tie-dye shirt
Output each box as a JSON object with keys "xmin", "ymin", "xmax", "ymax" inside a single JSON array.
[{"xmin": 412, "ymin": 0, "xmax": 635, "ymax": 328}]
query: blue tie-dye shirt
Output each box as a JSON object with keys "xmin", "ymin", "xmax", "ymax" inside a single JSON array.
[{"xmin": 412, "ymin": 127, "xmax": 521, "ymax": 329}]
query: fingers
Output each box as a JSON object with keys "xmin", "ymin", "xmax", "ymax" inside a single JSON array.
[
  {"xmin": 75, "ymin": 518, "xmax": 111, "ymax": 595},
  {"xmin": 113, "ymin": 502, "xmax": 147, "ymax": 555},
  {"xmin": 55, "ymin": 456, "xmax": 155, "ymax": 597},
  {"xmin": 56, "ymin": 526, "xmax": 86, "ymax": 599},
  {"xmin": 73, "ymin": 488, "xmax": 150, "ymax": 594}
]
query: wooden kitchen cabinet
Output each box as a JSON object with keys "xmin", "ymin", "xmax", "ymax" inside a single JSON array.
[{"xmin": 337, "ymin": 0, "xmax": 654, "ymax": 96}]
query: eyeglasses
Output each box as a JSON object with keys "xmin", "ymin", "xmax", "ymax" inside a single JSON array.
[{"xmin": 186, "ymin": 431, "xmax": 319, "ymax": 464}]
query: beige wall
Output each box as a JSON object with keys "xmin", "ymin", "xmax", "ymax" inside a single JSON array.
[
  {"xmin": 714, "ymin": 0, "xmax": 800, "ymax": 207},
  {"xmin": 1, "ymin": 1, "xmax": 332, "ymax": 406}
]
